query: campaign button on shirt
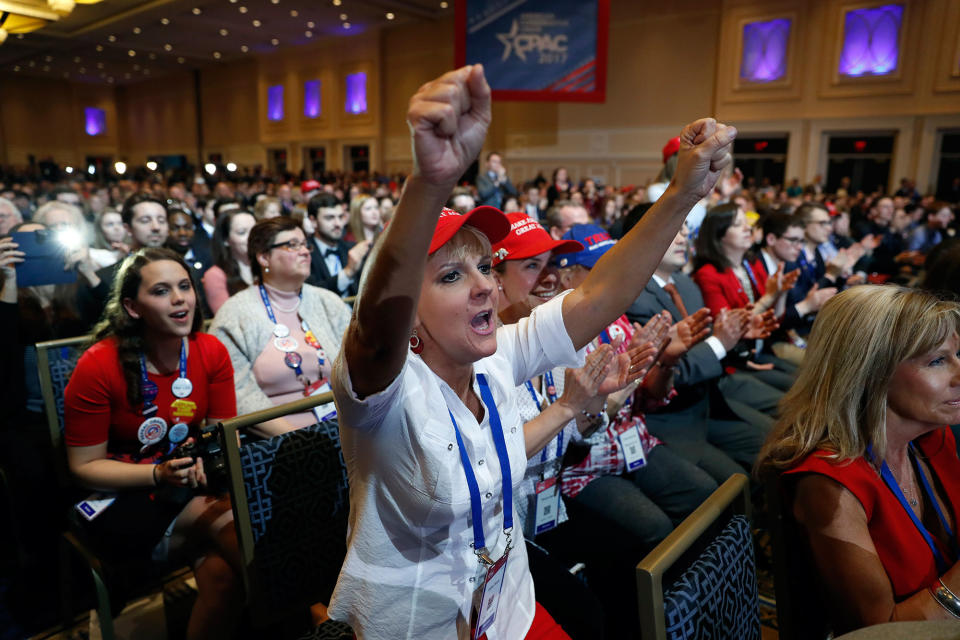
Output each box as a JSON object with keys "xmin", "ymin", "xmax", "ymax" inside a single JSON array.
[{"xmin": 138, "ymin": 416, "xmax": 167, "ymax": 445}]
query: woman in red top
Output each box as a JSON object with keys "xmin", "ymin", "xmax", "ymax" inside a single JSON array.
[
  {"xmin": 756, "ymin": 285, "xmax": 960, "ymax": 633},
  {"xmin": 65, "ymin": 248, "xmax": 240, "ymax": 640},
  {"xmin": 691, "ymin": 203, "xmax": 795, "ymax": 316}
]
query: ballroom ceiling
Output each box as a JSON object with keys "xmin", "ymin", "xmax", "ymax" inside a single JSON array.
[{"xmin": 0, "ymin": 0, "xmax": 448, "ymax": 84}]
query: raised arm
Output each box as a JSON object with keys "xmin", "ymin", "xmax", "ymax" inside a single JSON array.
[
  {"xmin": 561, "ymin": 119, "xmax": 737, "ymax": 350},
  {"xmin": 344, "ymin": 66, "xmax": 491, "ymax": 398}
]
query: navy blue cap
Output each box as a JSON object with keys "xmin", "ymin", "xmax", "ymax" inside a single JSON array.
[{"xmin": 553, "ymin": 224, "xmax": 616, "ymax": 269}]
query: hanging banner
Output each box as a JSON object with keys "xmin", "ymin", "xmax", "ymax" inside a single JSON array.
[{"xmin": 455, "ymin": 0, "xmax": 609, "ymax": 102}]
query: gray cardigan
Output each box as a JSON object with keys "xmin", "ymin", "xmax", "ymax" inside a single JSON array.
[{"xmin": 209, "ymin": 283, "xmax": 353, "ymax": 417}]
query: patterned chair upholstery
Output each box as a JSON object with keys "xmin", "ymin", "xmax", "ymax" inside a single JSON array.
[
  {"xmin": 662, "ymin": 514, "xmax": 758, "ymax": 639},
  {"xmin": 236, "ymin": 419, "xmax": 352, "ymax": 633},
  {"xmin": 35, "ymin": 337, "xmax": 87, "ymax": 482},
  {"xmin": 636, "ymin": 474, "xmax": 758, "ymax": 640}
]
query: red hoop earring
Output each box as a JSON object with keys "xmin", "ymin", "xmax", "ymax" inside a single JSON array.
[{"xmin": 409, "ymin": 328, "xmax": 424, "ymax": 355}]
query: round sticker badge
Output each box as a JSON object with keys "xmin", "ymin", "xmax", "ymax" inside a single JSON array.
[
  {"xmin": 138, "ymin": 416, "xmax": 168, "ymax": 445},
  {"xmin": 171, "ymin": 376, "xmax": 193, "ymax": 398},
  {"xmin": 273, "ymin": 323, "xmax": 290, "ymax": 338},
  {"xmin": 168, "ymin": 422, "xmax": 190, "ymax": 444},
  {"xmin": 274, "ymin": 336, "xmax": 299, "ymax": 353},
  {"xmin": 142, "ymin": 379, "xmax": 160, "ymax": 404},
  {"xmin": 284, "ymin": 351, "xmax": 303, "ymax": 369}
]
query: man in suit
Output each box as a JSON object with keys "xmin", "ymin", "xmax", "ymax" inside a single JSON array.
[
  {"xmin": 625, "ymin": 222, "xmax": 784, "ymax": 482},
  {"xmin": 304, "ymin": 193, "xmax": 369, "ymax": 297},
  {"xmin": 475, "ymin": 152, "xmax": 517, "ymax": 209}
]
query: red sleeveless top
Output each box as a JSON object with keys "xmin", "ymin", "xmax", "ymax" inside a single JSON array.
[{"xmin": 785, "ymin": 428, "xmax": 960, "ymax": 600}]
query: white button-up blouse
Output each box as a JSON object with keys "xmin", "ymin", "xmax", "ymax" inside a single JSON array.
[{"xmin": 329, "ymin": 291, "xmax": 583, "ymax": 639}]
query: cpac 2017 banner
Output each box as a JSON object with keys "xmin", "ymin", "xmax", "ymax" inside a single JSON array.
[{"xmin": 455, "ymin": 0, "xmax": 609, "ymax": 102}]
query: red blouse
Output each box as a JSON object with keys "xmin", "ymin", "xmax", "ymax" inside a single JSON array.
[
  {"xmin": 785, "ymin": 428, "xmax": 960, "ymax": 600},
  {"xmin": 65, "ymin": 332, "xmax": 236, "ymax": 463},
  {"xmin": 691, "ymin": 259, "xmax": 767, "ymax": 316}
]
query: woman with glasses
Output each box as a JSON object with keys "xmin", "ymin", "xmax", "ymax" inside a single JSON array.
[{"xmin": 210, "ymin": 217, "xmax": 351, "ymax": 434}]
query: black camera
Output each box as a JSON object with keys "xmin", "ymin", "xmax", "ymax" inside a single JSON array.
[{"xmin": 168, "ymin": 424, "xmax": 229, "ymax": 495}]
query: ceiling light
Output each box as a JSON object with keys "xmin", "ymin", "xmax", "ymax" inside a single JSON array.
[
  {"xmin": 240, "ymin": 45, "xmax": 248, "ymax": 52},
  {"xmin": 28, "ymin": 61, "xmax": 35, "ymax": 67},
  {"xmin": 146, "ymin": 161, "xmax": 158, "ymax": 170},
  {"xmin": 148, "ymin": 53, "xmax": 156, "ymax": 60},
  {"xmin": 270, "ymin": 38, "xmax": 279, "ymax": 45},
  {"xmin": 108, "ymin": 77, "xmax": 115, "ymax": 83},
  {"xmin": 289, "ymin": 9, "xmax": 298, "ymax": 16},
  {"xmin": 270, "ymin": 0, "xmax": 278, "ymax": 4},
  {"xmin": 252, "ymin": 19, "xmax": 261, "ymax": 27},
  {"xmin": 133, "ymin": 26, "xmax": 141, "ymax": 34},
  {"xmin": 205, "ymin": 163, "xmax": 216, "ymax": 175},
  {"xmin": 79, "ymin": 66, "xmax": 86, "ymax": 72},
  {"xmin": 177, "ymin": 57, "xmax": 185, "ymax": 63},
  {"xmin": 219, "ymin": 28, "xmax": 228, "ymax": 35},
  {"xmin": 164, "ymin": 43, "xmax": 172, "ymax": 51},
  {"xmin": 332, "ymin": 0, "xmax": 341, "ymax": 5},
  {"xmin": 133, "ymin": 64, "xmax": 140, "ymax": 70},
  {"xmin": 96, "ymin": 62, "xmax": 104, "ymax": 69},
  {"xmin": 160, "ymin": 17, "xmax": 169, "ymax": 25},
  {"xmin": 386, "ymin": 12, "xmax": 394, "ymax": 19},
  {"xmin": 73, "ymin": 56, "xmax": 81, "ymax": 62},
  {"xmin": 13, "ymin": 66, "xmax": 20, "ymax": 72},
  {"xmin": 16, "ymin": 34, "xmax": 23, "ymax": 40},
  {"xmin": 339, "ymin": 13, "xmax": 347, "ymax": 20},
  {"xmin": 238, "ymin": 6, "xmax": 247, "ymax": 12},
  {"xmin": 213, "ymin": 51, "xmax": 222, "ymax": 59},
  {"xmin": 96, "ymin": 44, "xmax": 103, "ymax": 51},
  {"xmin": 305, "ymin": 30, "xmax": 313, "ymax": 37},
  {"xmin": 125, "ymin": 72, "xmax": 131, "ymax": 78},
  {"xmin": 65, "ymin": 166, "xmax": 74, "ymax": 174},
  {"xmin": 127, "ymin": 49, "xmax": 136, "ymax": 57},
  {"xmin": 440, "ymin": 1, "xmax": 448, "ymax": 7},
  {"xmin": 226, "ymin": 162, "xmax": 237, "ymax": 172},
  {"xmin": 114, "ymin": 161, "xmax": 126, "ymax": 174},
  {"xmin": 88, "ymin": 165, "xmax": 95, "ymax": 174},
  {"xmin": 107, "ymin": 34, "xmax": 116, "ymax": 42},
  {"xmin": 192, "ymin": 7, "xmax": 201, "ymax": 15},
  {"xmin": 44, "ymin": 55, "xmax": 52, "ymax": 62},
  {"xmin": 342, "ymin": 21, "xmax": 351, "ymax": 29}
]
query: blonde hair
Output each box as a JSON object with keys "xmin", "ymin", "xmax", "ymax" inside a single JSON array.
[
  {"xmin": 34, "ymin": 200, "xmax": 85, "ymax": 231},
  {"xmin": 348, "ymin": 195, "xmax": 380, "ymax": 242},
  {"xmin": 429, "ymin": 225, "xmax": 490, "ymax": 265},
  {"xmin": 756, "ymin": 285, "xmax": 960, "ymax": 475},
  {"xmin": 253, "ymin": 196, "xmax": 281, "ymax": 221}
]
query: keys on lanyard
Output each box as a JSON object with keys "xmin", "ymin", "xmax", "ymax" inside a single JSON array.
[{"xmin": 448, "ymin": 373, "xmax": 513, "ymax": 640}]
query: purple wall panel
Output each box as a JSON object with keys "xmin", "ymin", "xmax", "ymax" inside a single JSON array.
[
  {"xmin": 84, "ymin": 107, "xmax": 106, "ymax": 136},
  {"xmin": 304, "ymin": 80, "xmax": 321, "ymax": 118},
  {"xmin": 740, "ymin": 18, "xmax": 791, "ymax": 83},
  {"xmin": 267, "ymin": 85, "xmax": 284, "ymax": 121},
  {"xmin": 839, "ymin": 4, "xmax": 903, "ymax": 76},
  {"xmin": 345, "ymin": 72, "xmax": 368, "ymax": 114}
]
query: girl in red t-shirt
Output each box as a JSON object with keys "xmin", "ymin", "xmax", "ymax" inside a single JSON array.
[{"xmin": 64, "ymin": 247, "xmax": 240, "ymax": 640}]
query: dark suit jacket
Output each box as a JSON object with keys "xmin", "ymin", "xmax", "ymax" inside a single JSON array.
[
  {"xmin": 626, "ymin": 273, "xmax": 723, "ymax": 390},
  {"xmin": 306, "ymin": 237, "xmax": 357, "ymax": 297},
  {"xmin": 476, "ymin": 171, "xmax": 517, "ymax": 209}
]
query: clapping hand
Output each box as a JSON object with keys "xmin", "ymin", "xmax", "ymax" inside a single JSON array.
[
  {"xmin": 744, "ymin": 307, "xmax": 778, "ymax": 339},
  {"xmin": 407, "ymin": 65, "xmax": 491, "ymax": 188},
  {"xmin": 558, "ymin": 344, "xmax": 617, "ymax": 413},
  {"xmin": 662, "ymin": 307, "xmax": 712, "ymax": 363}
]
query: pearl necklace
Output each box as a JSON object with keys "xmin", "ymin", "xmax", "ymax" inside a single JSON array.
[{"xmin": 267, "ymin": 292, "xmax": 301, "ymax": 314}]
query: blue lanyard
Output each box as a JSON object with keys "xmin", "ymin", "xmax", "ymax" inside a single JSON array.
[
  {"xmin": 741, "ymin": 259, "xmax": 761, "ymax": 295},
  {"xmin": 524, "ymin": 375, "xmax": 564, "ymax": 464},
  {"xmin": 138, "ymin": 339, "xmax": 186, "ymax": 416},
  {"xmin": 871, "ymin": 444, "xmax": 957, "ymax": 573},
  {"xmin": 448, "ymin": 372, "xmax": 513, "ymax": 561},
  {"xmin": 796, "ymin": 251, "xmax": 817, "ymax": 281},
  {"xmin": 260, "ymin": 284, "xmax": 325, "ymax": 368}
]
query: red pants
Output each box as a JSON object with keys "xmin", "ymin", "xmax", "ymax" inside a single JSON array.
[{"xmin": 478, "ymin": 602, "xmax": 571, "ymax": 640}]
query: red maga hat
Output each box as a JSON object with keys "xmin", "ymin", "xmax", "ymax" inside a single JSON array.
[
  {"xmin": 662, "ymin": 137, "xmax": 681, "ymax": 164},
  {"xmin": 490, "ymin": 212, "xmax": 583, "ymax": 266},
  {"xmin": 429, "ymin": 206, "xmax": 511, "ymax": 255}
]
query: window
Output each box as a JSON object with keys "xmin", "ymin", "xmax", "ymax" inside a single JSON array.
[
  {"xmin": 267, "ymin": 85, "xmax": 284, "ymax": 121},
  {"xmin": 84, "ymin": 107, "xmax": 106, "ymax": 136},
  {"xmin": 740, "ymin": 18, "xmax": 791, "ymax": 83},
  {"xmin": 838, "ymin": 4, "xmax": 903, "ymax": 77},
  {"xmin": 304, "ymin": 80, "xmax": 321, "ymax": 118},
  {"xmin": 344, "ymin": 72, "xmax": 367, "ymax": 115}
]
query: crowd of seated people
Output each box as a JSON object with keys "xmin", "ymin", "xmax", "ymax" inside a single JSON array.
[{"xmin": 2, "ymin": 67, "xmax": 960, "ymax": 640}]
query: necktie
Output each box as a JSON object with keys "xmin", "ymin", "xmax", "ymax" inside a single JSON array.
[{"xmin": 662, "ymin": 282, "xmax": 689, "ymax": 319}]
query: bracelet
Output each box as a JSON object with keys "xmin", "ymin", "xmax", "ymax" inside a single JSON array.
[
  {"xmin": 152, "ymin": 464, "xmax": 160, "ymax": 487},
  {"xmin": 580, "ymin": 403, "xmax": 608, "ymax": 422},
  {"xmin": 929, "ymin": 582, "xmax": 960, "ymax": 619}
]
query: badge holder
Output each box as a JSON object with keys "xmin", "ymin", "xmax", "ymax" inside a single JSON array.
[
  {"xmin": 533, "ymin": 476, "xmax": 560, "ymax": 534},
  {"xmin": 75, "ymin": 492, "xmax": 117, "ymax": 521},
  {"xmin": 618, "ymin": 422, "xmax": 647, "ymax": 472}
]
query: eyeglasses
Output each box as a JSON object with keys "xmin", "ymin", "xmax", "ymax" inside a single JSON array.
[
  {"xmin": 270, "ymin": 239, "xmax": 309, "ymax": 252},
  {"xmin": 779, "ymin": 235, "xmax": 805, "ymax": 245}
]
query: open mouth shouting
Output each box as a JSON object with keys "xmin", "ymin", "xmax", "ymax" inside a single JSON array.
[
  {"xmin": 170, "ymin": 309, "xmax": 191, "ymax": 325},
  {"xmin": 470, "ymin": 309, "xmax": 495, "ymax": 335}
]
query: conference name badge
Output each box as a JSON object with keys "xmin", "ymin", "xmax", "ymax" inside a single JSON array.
[
  {"xmin": 534, "ymin": 476, "xmax": 560, "ymax": 534},
  {"xmin": 618, "ymin": 424, "xmax": 646, "ymax": 472},
  {"xmin": 474, "ymin": 549, "xmax": 509, "ymax": 640}
]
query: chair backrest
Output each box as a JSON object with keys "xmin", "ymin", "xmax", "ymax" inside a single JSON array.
[
  {"xmin": 220, "ymin": 393, "xmax": 348, "ymax": 628},
  {"xmin": 766, "ymin": 473, "xmax": 833, "ymax": 640},
  {"xmin": 636, "ymin": 473, "xmax": 757, "ymax": 640},
  {"xmin": 35, "ymin": 335, "xmax": 90, "ymax": 483}
]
